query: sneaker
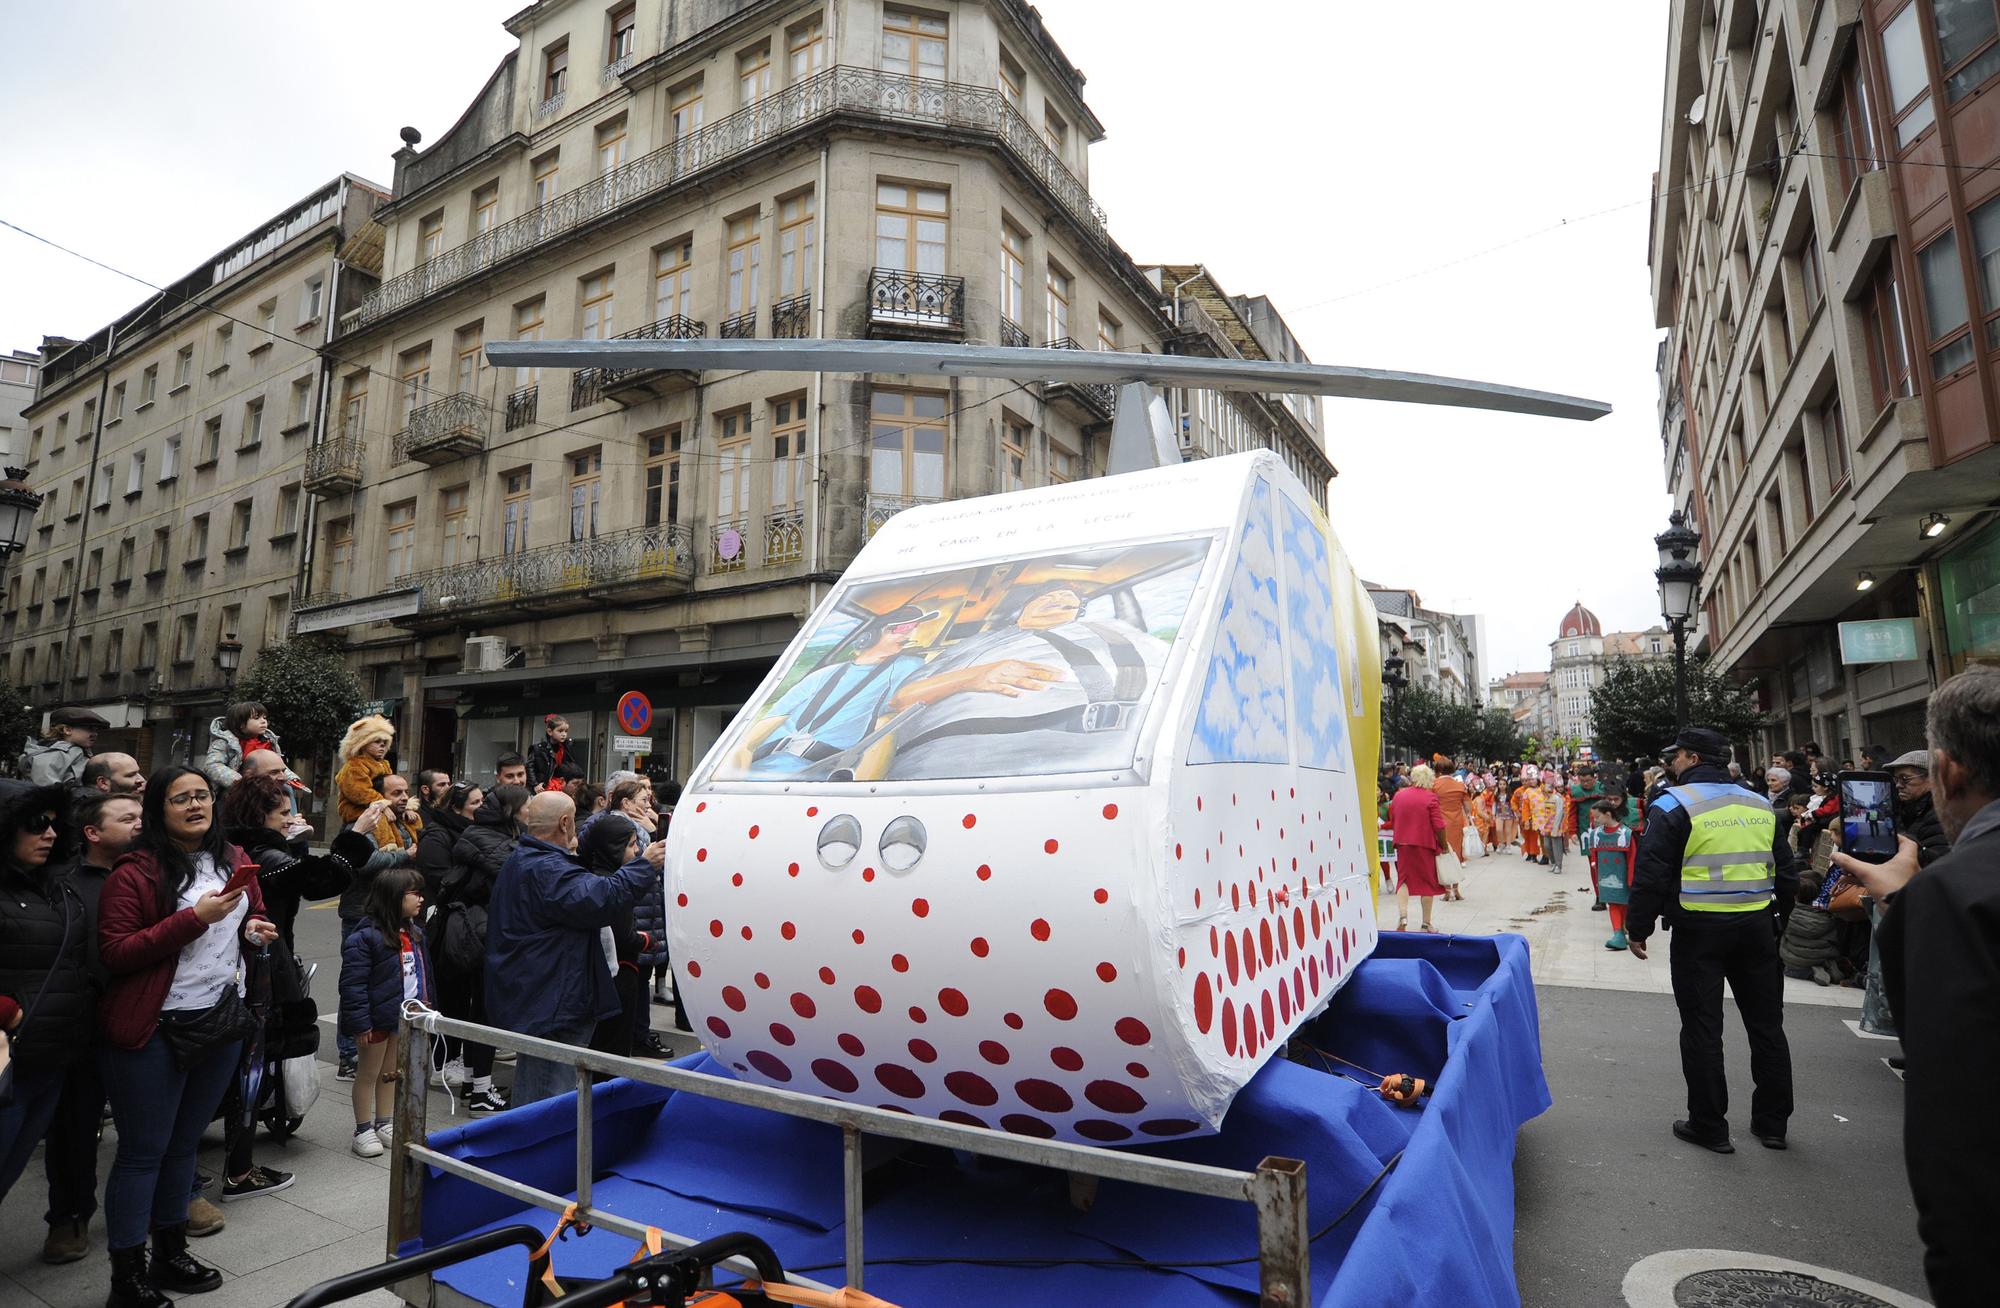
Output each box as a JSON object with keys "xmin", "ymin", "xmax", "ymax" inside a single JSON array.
[
  {"xmin": 41, "ymin": 1218, "xmax": 88, "ymax": 1265},
  {"xmin": 336, "ymin": 1058, "xmax": 358, "ymax": 1082},
  {"xmin": 220, "ymin": 1166, "xmax": 295, "ymax": 1202},
  {"xmin": 465, "ymin": 1087, "xmax": 509, "ymax": 1113},
  {"xmin": 432, "ymin": 1057, "xmax": 469, "ymax": 1088},
  {"xmin": 186, "ymin": 1197, "xmax": 226, "ymax": 1237},
  {"xmin": 351, "ymin": 1126, "xmax": 384, "ymax": 1159},
  {"xmin": 492, "ymin": 1049, "xmax": 516, "ymax": 1063},
  {"xmin": 375, "ymin": 1119, "xmax": 395, "ymax": 1149}
]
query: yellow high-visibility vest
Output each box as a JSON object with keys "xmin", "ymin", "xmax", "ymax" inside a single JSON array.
[{"xmin": 1659, "ymin": 782, "xmax": 1777, "ymax": 913}]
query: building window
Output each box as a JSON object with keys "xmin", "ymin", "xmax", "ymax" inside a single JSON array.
[
  {"xmin": 777, "ymin": 192, "xmax": 815, "ymax": 300},
  {"xmin": 95, "ymin": 461, "xmax": 114, "ymax": 508},
  {"xmin": 874, "ymin": 182, "xmax": 947, "ymax": 274},
  {"xmin": 788, "ymin": 14, "xmax": 826, "ymax": 80},
  {"xmin": 1046, "ymin": 262, "xmax": 1073, "ymax": 343},
  {"xmin": 1818, "ymin": 394, "xmax": 1850, "ymax": 492},
  {"xmin": 1916, "ymin": 230, "xmax": 1973, "ymax": 376},
  {"xmin": 770, "ymin": 396, "xmax": 806, "ymax": 516},
  {"xmin": 114, "ymin": 537, "xmax": 134, "ymax": 582},
  {"xmin": 1000, "ymin": 222, "xmax": 1027, "ymax": 330},
  {"xmin": 738, "ymin": 43, "xmax": 772, "ymax": 106},
  {"xmin": 670, "ymin": 79, "xmax": 704, "ymax": 141},
  {"xmin": 1881, "ymin": 5, "xmax": 1936, "ymax": 146},
  {"xmin": 1938, "ymin": 0, "xmax": 2000, "ymax": 102},
  {"xmin": 289, "ymin": 376, "xmax": 313, "ymax": 428},
  {"xmin": 188, "ymin": 513, "xmax": 210, "ymax": 561},
  {"xmin": 1864, "ymin": 257, "xmax": 1915, "ymax": 405},
  {"xmin": 1971, "ymin": 194, "xmax": 2000, "ymax": 347},
  {"xmin": 137, "ymin": 624, "xmax": 158, "ymax": 670},
  {"xmin": 1097, "ymin": 309, "xmax": 1121, "ymax": 353},
  {"xmin": 226, "ymin": 500, "xmax": 252, "ymax": 552},
  {"xmin": 104, "ymin": 631, "xmax": 122, "ymax": 675},
  {"xmin": 544, "ymin": 39, "xmax": 569, "ymax": 101},
  {"xmin": 882, "ymin": 7, "xmax": 947, "ymax": 81},
  {"xmin": 1043, "ymin": 106, "xmax": 1068, "ymax": 156},
  {"xmin": 172, "ymin": 614, "xmax": 197, "ymax": 665},
  {"xmin": 275, "ymin": 483, "xmax": 300, "ymax": 537},
  {"xmin": 608, "ymin": 2, "xmax": 636, "ymax": 63},
  {"xmin": 568, "ymin": 451, "xmax": 602, "ymax": 541},
  {"xmin": 256, "ymin": 299, "xmax": 277, "ymax": 340},
  {"xmin": 28, "ymin": 569, "xmax": 43, "ymax": 607},
  {"xmin": 339, "ymin": 372, "xmax": 367, "ymax": 438},
  {"xmin": 419, "ymin": 211, "xmax": 444, "ymax": 262},
  {"xmin": 513, "ymin": 298, "xmax": 546, "ymax": 387},
  {"xmin": 241, "ymin": 397, "xmax": 264, "ymax": 447},
  {"xmin": 454, "ymin": 322, "xmax": 485, "ymax": 396},
  {"xmin": 1799, "ymin": 226, "xmax": 1824, "ymax": 315},
  {"xmin": 580, "ymin": 270, "xmax": 615, "ymax": 339},
  {"xmin": 726, "ymin": 213, "xmax": 761, "ymax": 319},
  {"xmin": 385, "ymin": 502, "xmax": 416, "ymax": 581},
  {"xmin": 111, "ymin": 380, "xmax": 129, "ymax": 421},
  {"xmin": 654, "ymin": 239, "xmax": 693, "ymax": 321},
  {"xmin": 502, "ymin": 471, "xmax": 532, "ymax": 556},
  {"xmin": 148, "ymin": 528, "xmax": 171, "ymax": 576},
  {"xmin": 1048, "ymin": 437, "xmax": 1078, "ymax": 485},
  {"xmin": 302, "ymin": 276, "xmax": 324, "ymax": 322},
  {"xmin": 1002, "ymin": 415, "xmax": 1030, "ymax": 493},
  {"xmin": 174, "ymin": 346, "xmax": 194, "ymax": 389},
  {"xmin": 643, "ymin": 428, "xmax": 681, "ymax": 526},
  {"xmin": 715, "ymin": 410, "xmax": 751, "ymax": 527},
  {"xmin": 326, "ymin": 517, "xmax": 353, "ymax": 595},
  {"xmin": 595, "ymin": 116, "xmax": 627, "ymax": 174},
  {"xmin": 999, "ymin": 49, "xmax": 1024, "ymax": 106},
  {"xmin": 398, "ymin": 344, "xmax": 433, "ymax": 424},
  {"xmin": 471, "ymin": 182, "xmax": 499, "ymax": 237},
  {"xmin": 533, "ymin": 151, "xmax": 561, "ymax": 208},
  {"xmin": 264, "ymin": 595, "xmax": 289, "ymax": 646},
  {"xmin": 139, "ymin": 363, "xmax": 158, "ymax": 404},
  {"xmin": 440, "ymin": 486, "xmax": 469, "ymax": 565},
  {"xmin": 125, "ymin": 452, "xmax": 145, "ymax": 496},
  {"xmin": 869, "ymin": 389, "xmax": 947, "ymax": 500},
  {"xmin": 212, "ymin": 323, "xmax": 233, "ymax": 370}
]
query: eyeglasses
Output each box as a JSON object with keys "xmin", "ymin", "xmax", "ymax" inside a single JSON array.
[
  {"xmin": 166, "ymin": 789, "xmax": 214, "ymax": 809},
  {"xmin": 22, "ymin": 813, "xmax": 55, "ymax": 834}
]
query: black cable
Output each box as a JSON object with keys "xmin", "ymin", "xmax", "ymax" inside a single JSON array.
[{"xmin": 785, "ymin": 1149, "xmax": 1404, "ymax": 1276}]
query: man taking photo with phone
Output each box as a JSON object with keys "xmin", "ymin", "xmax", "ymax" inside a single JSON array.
[{"xmin": 1625, "ymin": 727, "xmax": 1798, "ymax": 1154}]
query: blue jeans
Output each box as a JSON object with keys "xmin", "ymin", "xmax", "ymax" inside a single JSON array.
[
  {"xmin": 508, "ymin": 1021, "xmax": 594, "ymax": 1107},
  {"xmin": 0, "ymin": 1061, "xmax": 68, "ymax": 1207},
  {"xmin": 100, "ymin": 1029, "xmax": 243, "ymax": 1250},
  {"xmin": 337, "ymin": 912, "xmax": 361, "ymax": 1062}
]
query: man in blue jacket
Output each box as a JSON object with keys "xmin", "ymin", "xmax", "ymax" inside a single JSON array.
[{"xmin": 486, "ymin": 792, "xmax": 664, "ymax": 1105}]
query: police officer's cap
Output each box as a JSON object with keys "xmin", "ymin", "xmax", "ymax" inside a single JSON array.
[{"xmin": 1660, "ymin": 727, "xmax": 1731, "ymax": 763}]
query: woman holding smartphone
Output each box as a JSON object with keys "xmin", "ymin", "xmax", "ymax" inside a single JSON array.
[{"xmin": 97, "ymin": 768, "xmax": 279, "ymax": 1308}]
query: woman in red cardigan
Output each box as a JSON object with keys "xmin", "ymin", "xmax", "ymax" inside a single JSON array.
[
  {"xmin": 1388, "ymin": 763, "xmax": 1449, "ymax": 932},
  {"xmin": 97, "ymin": 767, "xmax": 279, "ymax": 1308}
]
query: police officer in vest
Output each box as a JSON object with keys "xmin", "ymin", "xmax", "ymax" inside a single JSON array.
[{"xmin": 1627, "ymin": 727, "xmax": 1798, "ymax": 1153}]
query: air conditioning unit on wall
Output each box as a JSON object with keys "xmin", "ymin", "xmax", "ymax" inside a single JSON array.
[{"xmin": 463, "ymin": 636, "xmax": 508, "ymax": 673}]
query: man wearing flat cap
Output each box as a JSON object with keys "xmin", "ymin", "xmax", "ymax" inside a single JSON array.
[
  {"xmin": 1627, "ymin": 726, "xmax": 1798, "ymax": 1154},
  {"xmin": 19, "ymin": 708, "xmax": 110, "ymax": 786},
  {"xmin": 1888, "ymin": 749, "xmax": 1952, "ymax": 868}
]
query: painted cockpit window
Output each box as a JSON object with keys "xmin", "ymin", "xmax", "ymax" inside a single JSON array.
[
  {"xmin": 1281, "ymin": 496, "xmax": 1349, "ymax": 772},
  {"xmin": 1190, "ymin": 480, "xmax": 1288, "ymax": 765},
  {"xmin": 710, "ymin": 537, "xmax": 1212, "ymax": 783}
]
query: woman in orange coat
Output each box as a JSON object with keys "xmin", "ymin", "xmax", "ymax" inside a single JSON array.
[{"xmin": 1432, "ymin": 758, "xmax": 1470, "ymax": 902}]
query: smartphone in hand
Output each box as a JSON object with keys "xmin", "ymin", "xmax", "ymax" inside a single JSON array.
[
  {"xmin": 222, "ymin": 862, "xmax": 260, "ymax": 897},
  {"xmin": 1836, "ymin": 771, "xmax": 1898, "ymax": 863}
]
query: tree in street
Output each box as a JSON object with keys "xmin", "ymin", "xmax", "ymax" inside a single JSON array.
[
  {"xmin": 0, "ymin": 674, "xmax": 39, "ymax": 775},
  {"xmin": 234, "ymin": 639, "xmax": 364, "ymax": 777},
  {"xmin": 1588, "ymin": 656, "xmax": 1761, "ymax": 762}
]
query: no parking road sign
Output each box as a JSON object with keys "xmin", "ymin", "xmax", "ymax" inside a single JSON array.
[{"xmin": 616, "ymin": 690, "xmax": 652, "ymax": 736}]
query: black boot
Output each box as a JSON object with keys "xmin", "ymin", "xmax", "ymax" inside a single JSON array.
[
  {"xmin": 149, "ymin": 1222, "xmax": 222, "ymax": 1294},
  {"xmin": 106, "ymin": 1245, "xmax": 171, "ymax": 1308}
]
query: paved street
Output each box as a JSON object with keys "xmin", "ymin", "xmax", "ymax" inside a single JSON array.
[{"xmin": 0, "ymin": 846, "xmax": 1924, "ymax": 1306}]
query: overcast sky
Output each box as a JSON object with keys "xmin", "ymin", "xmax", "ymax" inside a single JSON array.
[{"xmin": 0, "ymin": 1, "xmax": 1669, "ymax": 681}]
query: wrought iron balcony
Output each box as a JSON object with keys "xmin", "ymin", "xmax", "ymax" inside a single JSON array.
[
  {"xmin": 587, "ymin": 315, "xmax": 706, "ymax": 406},
  {"xmin": 304, "ymin": 435, "xmax": 365, "ymax": 497},
  {"xmin": 570, "ymin": 369, "xmax": 605, "ymax": 412},
  {"xmin": 1042, "ymin": 337, "xmax": 1116, "ymax": 422},
  {"xmin": 719, "ymin": 311, "xmax": 758, "ymax": 339},
  {"xmin": 1000, "ymin": 318, "xmax": 1030, "ymax": 349},
  {"xmin": 398, "ymin": 522, "xmax": 695, "ymax": 625},
  {"xmin": 765, "ymin": 509, "xmax": 805, "ymax": 564},
  {"xmin": 504, "ymin": 385, "xmax": 539, "ymax": 432},
  {"xmin": 867, "ymin": 268, "xmax": 965, "ymax": 337},
  {"xmin": 865, "ymin": 492, "xmax": 940, "ymax": 538},
  {"xmin": 772, "ymin": 293, "xmax": 812, "ymax": 339},
  {"xmin": 601, "ymin": 53, "xmax": 634, "ymax": 86},
  {"xmin": 710, "ymin": 516, "xmax": 750, "ymax": 573},
  {"xmin": 395, "ymin": 393, "xmax": 488, "ymax": 465},
  {"xmin": 345, "ymin": 66, "xmax": 1109, "ymax": 334},
  {"xmin": 534, "ymin": 89, "xmax": 567, "ymax": 121}
]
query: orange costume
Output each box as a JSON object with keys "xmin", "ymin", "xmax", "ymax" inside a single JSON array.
[
  {"xmin": 1434, "ymin": 775, "xmax": 1470, "ymax": 860},
  {"xmin": 1514, "ymin": 783, "xmax": 1547, "ymax": 859}
]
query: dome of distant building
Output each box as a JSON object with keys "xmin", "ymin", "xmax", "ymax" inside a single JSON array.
[{"xmin": 1558, "ymin": 602, "xmax": 1601, "ymax": 639}]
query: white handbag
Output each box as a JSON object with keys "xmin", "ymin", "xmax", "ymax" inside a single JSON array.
[
  {"xmin": 281, "ymin": 1051, "xmax": 321, "ymax": 1119},
  {"xmin": 1462, "ymin": 824, "xmax": 1486, "ymax": 860},
  {"xmin": 1435, "ymin": 845, "xmax": 1465, "ymax": 887}
]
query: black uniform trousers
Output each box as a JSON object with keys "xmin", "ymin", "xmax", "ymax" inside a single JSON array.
[{"xmin": 1668, "ymin": 911, "xmax": 1794, "ymax": 1140}]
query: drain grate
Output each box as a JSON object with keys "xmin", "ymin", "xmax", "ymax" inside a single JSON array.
[{"xmin": 1673, "ymin": 1269, "xmax": 1896, "ymax": 1308}]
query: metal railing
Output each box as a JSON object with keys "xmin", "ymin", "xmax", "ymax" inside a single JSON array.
[
  {"xmin": 584, "ymin": 314, "xmax": 706, "ymax": 393},
  {"xmin": 772, "ymin": 293, "xmax": 812, "ymax": 339},
  {"xmin": 303, "ymin": 435, "xmax": 364, "ymax": 496},
  {"xmin": 504, "ymin": 385, "xmax": 538, "ymax": 431},
  {"xmin": 346, "ymin": 66, "xmax": 1108, "ymax": 332},
  {"xmin": 867, "ymin": 268, "xmax": 965, "ymax": 332},
  {"xmin": 600, "ymin": 53, "xmax": 634, "ymax": 86},
  {"xmin": 764, "ymin": 508, "xmax": 805, "ymax": 564},
  {"xmin": 570, "ymin": 368, "xmax": 605, "ymax": 412},
  {"xmin": 865, "ymin": 491, "xmax": 939, "ymax": 537},
  {"xmin": 719, "ymin": 310, "xmax": 758, "ymax": 339},
  {"xmin": 395, "ymin": 392, "xmax": 487, "ymax": 464},
  {"xmin": 1000, "ymin": 317, "xmax": 1030, "ymax": 349},
  {"xmin": 710, "ymin": 515, "xmax": 749, "ymax": 572},
  {"xmin": 388, "ymin": 1004, "xmax": 1310, "ymax": 1302},
  {"xmin": 401, "ymin": 522, "xmax": 694, "ymax": 617}
]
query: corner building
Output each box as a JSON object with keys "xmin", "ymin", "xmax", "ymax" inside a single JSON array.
[
  {"xmin": 1651, "ymin": 0, "xmax": 2000, "ymax": 762},
  {"xmin": 305, "ymin": 0, "xmax": 1334, "ymax": 781}
]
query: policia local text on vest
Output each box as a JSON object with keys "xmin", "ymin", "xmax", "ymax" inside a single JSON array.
[{"xmin": 1627, "ymin": 729, "xmax": 1800, "ymax": 1154}]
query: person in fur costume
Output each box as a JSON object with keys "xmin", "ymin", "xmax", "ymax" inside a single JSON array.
[{"xmin": 335, "ymin": 716, "xmax": 395, "ymax": 824}]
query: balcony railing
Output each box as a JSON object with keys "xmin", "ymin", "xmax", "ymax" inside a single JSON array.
[
  {"xmin": 765, "ymin": 509, "xmax": 805, "ymax": 564},
  {"xmin": 1000, "ymin": 318, "xmax": 1030, "ymax": 349},
  {"xmin": 304, "ymin": 435, "xmax": 365, "ymax": 497},
  {"xmin": 401, "ymin": 522, "xmax": 695, "ymax": 621},
  {"xmin": 867, "ymin": 268, "xmax": 966, "ymax": 335},
  {"xmin": 570, "ymin": 369, "xmax": 605, "ymax": 412},
  {"xmin": 711, "ymin": 516, "xmax": 750, "ymax": 573},
  {"xmin": 584, "ymin": 315, "xmax": 707, "ymax": 403},
  {"xmin": 346, "ymin": 66, "xmax": 1108, "ymax": 333},
  {"xmin": 1043, "ymin": 337, "xmax": 1116, "ymax": 421},
  {"xmin": 534, "ymin": 89, "xmax": 567, "ymax": 121},
  {"xmin": 772, "ymin": 293, "xmax": 812, "ymax": 339},
  {"xmin": 504, "ymin": 385, "xmax": 538, "ymax": 432},
  {"xmin": 395, "ymin": 393, "xmax": 488, "ymax": 465},
  {"xmin": 865, "ymin": 492, "xmax": 939, "ymax": 538},
  {"xmin": 719, "ymin": 310, "xmax": 758, "ymax": 339},
  {"xmin": 601, "ymin": 53, "xmax": 635, "ymax": 86}
]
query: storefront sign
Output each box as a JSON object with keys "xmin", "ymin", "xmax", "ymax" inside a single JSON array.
[
  {"xmin": 1838, "ymin": 618, "xmax": 1920, "ymax": 665},
  {"xmin": 612, "ymin": 735, "xmax": 653, "ymax": 755},
  {"xmin": 292, "ymin": 589, "xmax": 421, "ymax": 634}
]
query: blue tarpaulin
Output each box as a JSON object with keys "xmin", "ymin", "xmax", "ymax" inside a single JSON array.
[{"xmin": 412, "ymin": 932, "xmax": 1547, "ymax": 1306}]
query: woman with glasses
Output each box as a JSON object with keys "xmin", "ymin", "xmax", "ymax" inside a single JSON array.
[
  {"xmin": 96, "ymin": 768, "xmax": 279, "ymax": 1307},
  {"xmin": 0, "ymin": 784, "xmax": 91, "ymax": 1205}
]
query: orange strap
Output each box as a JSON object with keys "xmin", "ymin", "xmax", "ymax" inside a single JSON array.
[
  {"xmin": 526, "ymin": 1204, "xmax": 591, "ymax": 1301},
  {"xmin": 745, "ymin": 1284, "xmax": 902, "ymax": 1308}
]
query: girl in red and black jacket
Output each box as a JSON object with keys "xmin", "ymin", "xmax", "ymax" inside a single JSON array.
[
  {"xmin": 526, "ymin": 714, "xmax": 585, "ymax": 792},
  {"xmin": 96, "ymin": 767, "xmax": 279, "ymax": 1308}
]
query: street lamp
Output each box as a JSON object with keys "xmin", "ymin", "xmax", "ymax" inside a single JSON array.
[
  {"xmin": 1654, "ymin": 510, "xmax": 1702, "ymax": 733},
  {"xmin": 0, "ymin": 467, "xmax": 46, "ymax": 562},
  {"xmin": 215, "ymin": 634, "xmax": 243, "ymax": 689}
]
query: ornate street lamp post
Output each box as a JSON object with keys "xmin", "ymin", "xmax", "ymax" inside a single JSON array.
[
  {"xmin": 215, "ymin": 634, "xmax": 243, "ymax": 690},
  {"xmin": 0, "ymin": 468, "xmax": 46, "ymax": 563},
  {"xmin": 1655, "ymin": 511, "xmax": 1703, "ymax": 733}
]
